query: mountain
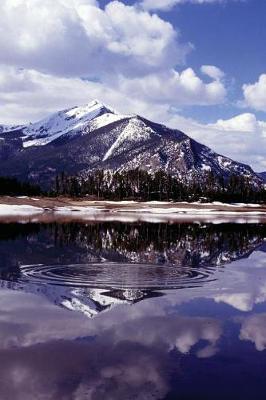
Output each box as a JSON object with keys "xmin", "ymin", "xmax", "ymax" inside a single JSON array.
[
  {"xmin": 0, "ymin": 100, "xmax": 262, "ymax": 188},
  {"xmin": 258, "ymin": 172, "xmax": 266, "ymax": 182}
]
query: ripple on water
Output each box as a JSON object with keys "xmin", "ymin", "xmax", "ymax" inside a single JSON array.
[{"xmin": 18, "ymin": 263, "xmax": 216, "ymax": 290}]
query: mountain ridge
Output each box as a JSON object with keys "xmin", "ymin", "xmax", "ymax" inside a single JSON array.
[{"xmin": 0, "ymin": 100, "xmax": 262, "ymax": 189}]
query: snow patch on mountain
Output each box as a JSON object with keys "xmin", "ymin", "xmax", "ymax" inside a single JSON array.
[
  {"xmin": 103, "ymin": 117, "xmax": 154, "ymax": 161},
  {"xmin": 89, "ymin": 112, "xmax": 129, "ymax": 132}
]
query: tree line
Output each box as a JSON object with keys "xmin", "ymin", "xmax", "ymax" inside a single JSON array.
[
  {"xmin": 0, "ymin": 176, "xmax": 41, "ymax": 196},
  {"xmin": 52, "ymin": 169, "xmax": 266, "ymax": 203},
  {"xmin": 0, "ymin": 169, "xmax": 265, "ymax": 203}
]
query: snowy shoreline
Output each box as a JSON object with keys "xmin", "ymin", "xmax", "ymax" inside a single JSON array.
[{"xmin": 0, "ymin": 197, "xmax": 266, "ymax": 224}]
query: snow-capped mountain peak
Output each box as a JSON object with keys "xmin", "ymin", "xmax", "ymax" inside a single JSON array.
[
  {"xmin": 65, "ymin": 99, "xmax": 115, "ymax": 119},
  {"xmin": 0, "ymin": 99, "xmax": 262, "ymax": 188},
  {"xmin": 21, "ymin": 100, "xmax": 128, "ymax": 148}
]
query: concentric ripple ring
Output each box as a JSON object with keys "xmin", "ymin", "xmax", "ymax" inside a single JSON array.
[{"xmin": 18, "ymin": 263, "xmax": 216, "ymax": 290}]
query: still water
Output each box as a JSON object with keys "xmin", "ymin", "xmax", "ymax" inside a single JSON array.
[{"xmin": 1, "ymin": 221, "xmax": 266, "ymax": 399}]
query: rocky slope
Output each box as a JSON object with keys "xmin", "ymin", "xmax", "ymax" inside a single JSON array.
[{"xmin": 0, "ymin": 100, "xmax": 262, "ymax": 188}]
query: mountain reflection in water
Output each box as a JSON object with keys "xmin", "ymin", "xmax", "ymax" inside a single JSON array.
[
  {"xmin": 0, "ymin": 222, "xmax": 264, "ymax": 316},
  {"xmin": 1, "ymin": 221, "xmax": 266, "ymax": 399}
]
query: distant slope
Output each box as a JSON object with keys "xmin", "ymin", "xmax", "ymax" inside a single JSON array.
[{"xmin": 257, "ymin": 172, "xmax": 266, "ymax": 182}]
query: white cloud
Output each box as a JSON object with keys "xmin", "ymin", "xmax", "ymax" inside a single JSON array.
[
  {"xmin": 243, "ymin": 74, "xmax": 266, "ymax": 112},
  {"xmin": 141, "ymin": 0, "xmax": 231, "ymax": 11},
  {"xmin": 0, "ymin": 0, "xmax": 189, "ymax": 78},
  {"xmin": 0, "ymin": 65, "xmax": 172, "ymax": 125},
  {"xmin": 119, "ymin": 67, "xmax": 226, "ymax": 106},
  {"xmin": 0, "ymin": 64, "xmax": 226, "ymax": 125},
  {"xmin": 0, "ymin": 1, "xmax": 230, "ymax": 132},
  {"xmin": 201, "ymin": 65, "xmax": 225, "ymax": 81},
  {"xmin": 0, "ymin": 0, "xmax": 227, "ymax": 110},
  {"xmin": 214, "ymin": 113, "xmax": 266, "ymax": 133}
]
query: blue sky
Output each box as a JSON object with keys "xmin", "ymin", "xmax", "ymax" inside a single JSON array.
[
  {"xmin": 0, "ymin": 0, "xmax": 266, "ymax": 170},
  {"xmin": 163, "ymin": 0, "xmax": 266, "ymax": 121}
]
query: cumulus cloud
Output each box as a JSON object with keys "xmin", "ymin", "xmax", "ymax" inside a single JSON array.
[
  {"xmin": 214, "ymin": 113, "xmax": 266, "ymax": 133},
  {"xmin": 141, "ymin": 0, "xmax": 232, "ymax": 11},
  {"xmin": 0, "ymin": 0, "xmax": 230, "ymax": 126},
  {"xmin": 0, "ymin": 65, "xmax": 164, "ymax": 124},
  {"xmin": 0, "ymin": 0, "xmax": 188, "ymax": 78},
  {"xmin": 119, "ymin": 67, "xmax": 226, "ymax": 106},
  {"xmin": 0, "ymin": 64, "xmax": 227, "ymax": 124},
  {"xmin": 243, "ymin": 74, "xmax": 266, "ymax": 112}
]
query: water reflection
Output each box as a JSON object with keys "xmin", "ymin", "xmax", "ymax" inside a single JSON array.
[
  {"xmin": 0, "ymin": 222, "xmax": 265, "ymax": 317},
  {"xmin": 0, "ymin": 222, "xmax": 264, "ymax": 268},
  {"xmin": 0, "ymin": 290, "xmax": 266, "ymax": 400},
  {"xmin": 0, "ymin": 288, "xmax": 225, "ymax": 399},
  {"xmin": 1, "ymin": 221, "xmax": 266, "ymax": 399}
]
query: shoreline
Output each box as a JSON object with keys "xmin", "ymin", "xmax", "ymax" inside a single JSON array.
[{"xmin": 0, "ymin": 196, "xmax": 266, "ymax": 224}]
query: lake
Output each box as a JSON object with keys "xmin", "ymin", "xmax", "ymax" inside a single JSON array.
[{"xmin": 1, "ymin": 219, "xmax": 266, "ymax": 399}]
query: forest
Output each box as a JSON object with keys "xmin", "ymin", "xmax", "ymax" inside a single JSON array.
[
  {"xmin": 0, "ymin": 168, "xmax": 265, "ymax": 203},
  {"xmin": 52, "ymin": 169, "xmax": 266, "ymax": 203}
]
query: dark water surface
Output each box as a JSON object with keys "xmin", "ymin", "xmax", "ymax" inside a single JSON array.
[{"xmin": 1, "ymin": 221, "xmax": 266, "ymax": 399}]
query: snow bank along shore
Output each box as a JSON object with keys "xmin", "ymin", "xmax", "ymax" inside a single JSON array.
[{"xmin": 0, "ymin": 197, "xmax": 266, "ymax": 224}]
